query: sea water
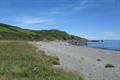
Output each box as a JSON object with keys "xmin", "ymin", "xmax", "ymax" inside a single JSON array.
[{"xmin": 86, "ymin": 40, "xmax": 120, "ymax": 51}]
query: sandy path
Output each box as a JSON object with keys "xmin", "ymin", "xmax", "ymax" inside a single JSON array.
[{"xmin": 32, "ymin": 41, "xmax": 120, "ymax": 80}]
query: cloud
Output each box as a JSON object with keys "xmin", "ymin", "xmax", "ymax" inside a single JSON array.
[
  {"xmin": 22, "ymin": 19, "xmax": 51, "ymax": 24},
  {"xmin": 102, "ymin": 31, "xmax": 120, "ymax": 40},
  {"xmin": 72, "ymin": 0, "xmax": 94, "ymax": 8},
  {"xmin": 49, "ymin": 0, "xmax": 97, "ymax": 15},
  {"xmin": 7, "ymin": 17, "xmax": 53, "ymax": 24},
  {"xmin": 79, "ymin": 34, "xmax": 98, "ymax": 40},
  {"xmin": 50, "ymin": 11, "xmax": 61, "ymax": 15},
  {"xmin": 103, "ymin": 32, "xmax": 120, "ymax": 37},
  {"xmin": 103, "ymin": 32, "xmax": 116, "ymax": 36},
  {"xmin": 84, "ymin": 36, "xmax": 97, "ymax": 40},
  {"xmin": 80, "ymin": 31, "xmax": 120, "ymax": 40},
  {"xmin": 49, "ymin": 0, "xmax": 116, "ymax": 15}
]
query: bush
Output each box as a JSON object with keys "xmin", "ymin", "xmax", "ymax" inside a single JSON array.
[{"xmin": 105, "ymin": 64, "xmax": 115, "ymax": 68}]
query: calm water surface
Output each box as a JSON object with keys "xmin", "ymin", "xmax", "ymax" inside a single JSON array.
[{"xmin": 86, "ymin": 40, "xmax": 120, "ymax": 51}]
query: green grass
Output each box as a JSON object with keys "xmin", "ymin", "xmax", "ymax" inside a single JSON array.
[
  {"xmin": 0, "ymin": 23, "xmax": 87, "ymax": 43},
  {"xmin": 0, "ymin": 26, "xmax": 16, "ymax": 33},
  {"xmin": 0, "ymin": 41, "xmax": 83, "ymax": 80}
]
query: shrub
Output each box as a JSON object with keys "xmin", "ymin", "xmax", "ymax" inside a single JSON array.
[{"xmin": 105, "ymin": 64, "xmax": 115, "ymax": 68}]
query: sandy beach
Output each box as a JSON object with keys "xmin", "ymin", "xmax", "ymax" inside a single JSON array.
[{"xmin": 32, "ymin": 41, "xmax": 120, "ymax": 80}]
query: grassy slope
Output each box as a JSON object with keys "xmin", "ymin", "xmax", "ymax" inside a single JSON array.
[
  {"xmin": 0, "ymin": 23, "xmax": 41, "ymax": 40},
  {"xmin": 0, "ymin": 41, "xmax": 83, "ymax": 80},
  {"xmin": 0, "ymin": 23, "xmax": 87, "ymax": 42},
  {"xmin": 31, "ymin": 29, "xmax": 72, "ymax": 40}
]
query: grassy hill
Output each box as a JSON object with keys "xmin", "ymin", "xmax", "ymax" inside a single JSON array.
[
  {"xmin": 0, "ymin": 23, "xmax": 85, "ymax": 79},
  {"xmin": 0, "ymin": 23, "xmax": 87, "ymax": 42}
]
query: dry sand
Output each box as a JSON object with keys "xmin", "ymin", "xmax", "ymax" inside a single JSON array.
[{"xmin": 32, "ymin": 41, "xmax": 120, "ymax": 80}]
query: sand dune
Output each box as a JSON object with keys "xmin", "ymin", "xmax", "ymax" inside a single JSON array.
[{"xmin": 32, "ymin": 41, "xmax": 120, "ymax": 80}]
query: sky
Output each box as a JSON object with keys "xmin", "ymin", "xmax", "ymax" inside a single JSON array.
[{"xmin": 0, "ymin": 0, "xmax": 120, "ymax": 40}]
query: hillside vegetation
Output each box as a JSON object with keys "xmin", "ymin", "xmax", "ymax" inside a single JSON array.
[
  {"xmin": 0, "ymin": 41, "xmax": 83, "ymax": 80},
  {"xmin": 0, "ymin": 23, "xmax": 87, "ymax": 42}
]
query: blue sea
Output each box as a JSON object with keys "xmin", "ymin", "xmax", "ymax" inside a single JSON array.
[{"xmin": 85, "ymin": 40, "xmax": 120, "ymax": 51}]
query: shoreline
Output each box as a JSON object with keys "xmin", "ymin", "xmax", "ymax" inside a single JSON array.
[
  {"xmin": 80, "ymin": 46, "xmax": 120, "ymax": 53},
  {"xmin": 68, "ymin": 42, "xmax": 120, "ymax": 53},
  {"xmin": 92, "ymin": 47, "xmax": 120, "ymax": 52},
  {"xmin": 85, "ymin": 40, "xmax": 120, "ymax": 52},
  {"xmin": 66, "ymin": 40, "xmax": 120, "ymax": 52},
  {"xmin": 32, "ymin": 41, "xmax": 120, "ymax": 80}
]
